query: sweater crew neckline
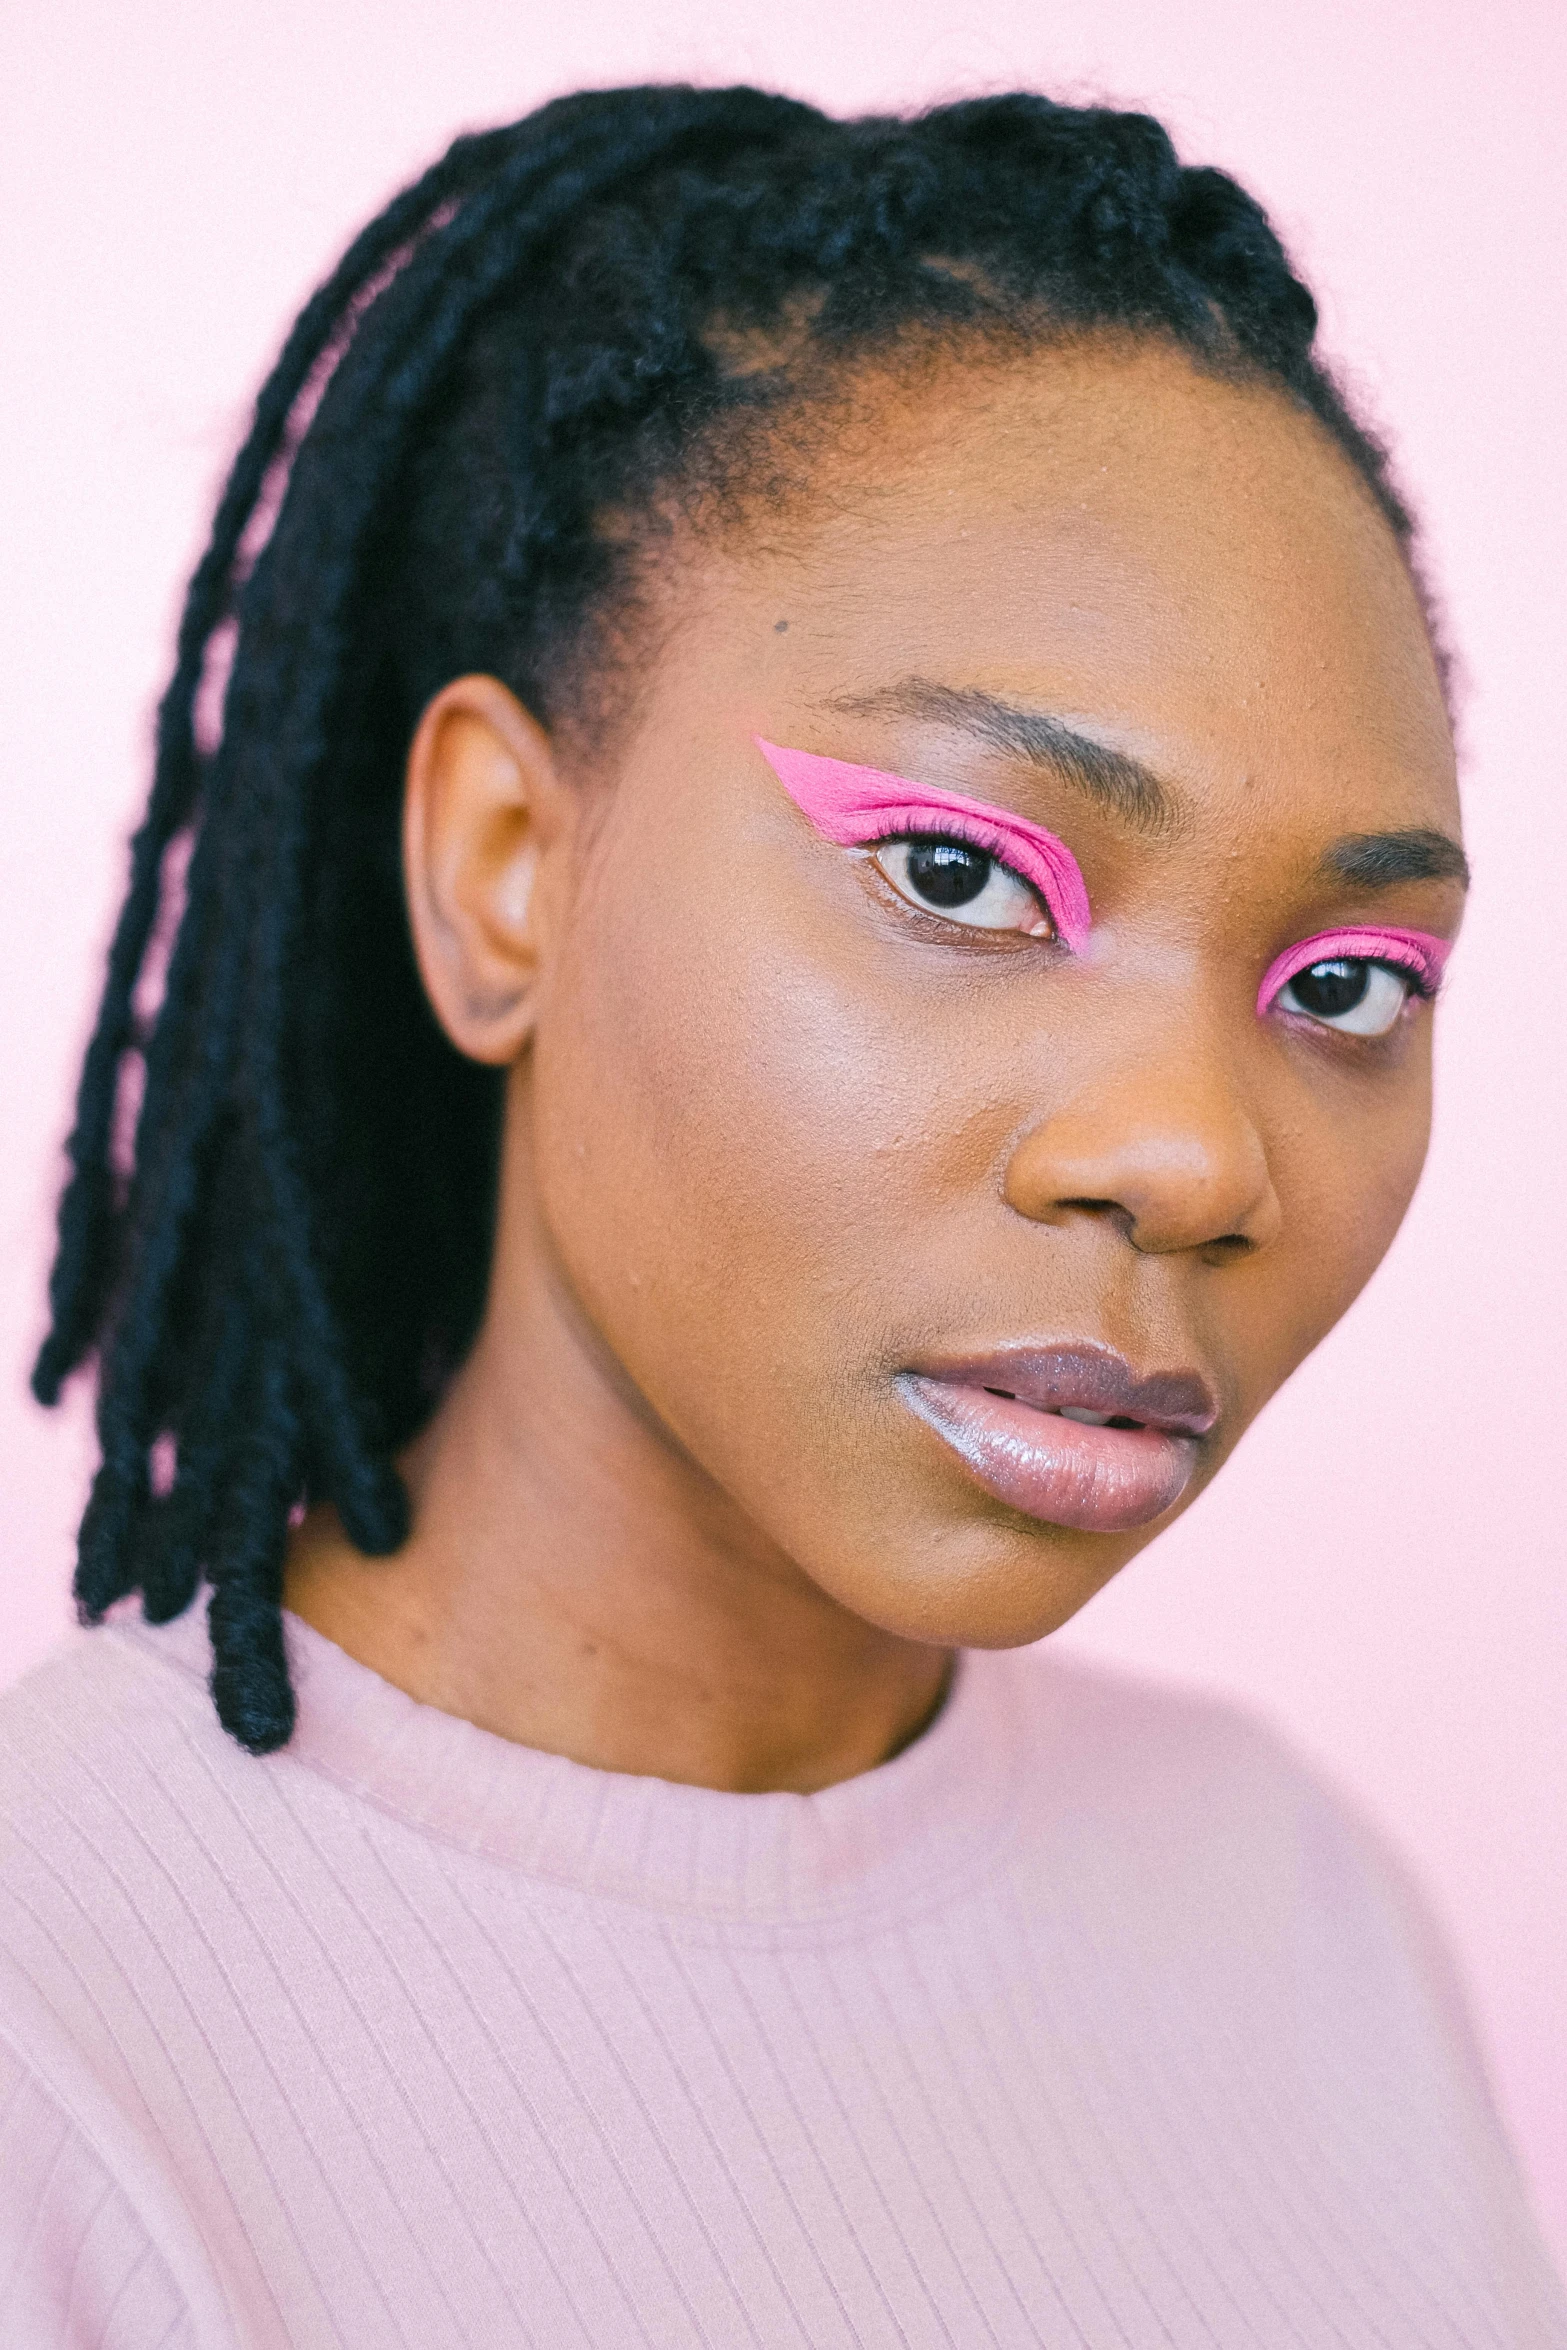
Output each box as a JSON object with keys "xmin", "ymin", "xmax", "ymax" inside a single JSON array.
[{"xmin": 115, "ymin": 1605, "xmax": 1025, "ymax": 1926}]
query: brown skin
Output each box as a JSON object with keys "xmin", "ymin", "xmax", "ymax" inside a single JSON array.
[{"xmin": 286, "ymin": 338, "xmax": 1464, "ymax": 1792}]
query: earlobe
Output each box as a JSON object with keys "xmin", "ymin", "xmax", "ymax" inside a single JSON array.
[{"xmin": 402, "ymin": 675, "xmax": 574, "ymax": 1067}]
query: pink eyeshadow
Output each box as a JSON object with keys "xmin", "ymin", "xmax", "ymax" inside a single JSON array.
[
  {"xmin": 754, "ymin": 738, "xmax": 1092, "ymax": 949},
  {"xmin": 1258, "ymin": 926, "xmax": 1452, "ymax": 1017}
]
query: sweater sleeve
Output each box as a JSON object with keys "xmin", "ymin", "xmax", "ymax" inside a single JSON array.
[{"xmin": 0, "ymin": 2040, "xmax": 194, "ymax": 2350}]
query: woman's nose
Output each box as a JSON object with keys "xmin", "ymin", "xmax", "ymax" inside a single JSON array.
[{"xmin": 1003, "ymin": 1052, "xmax": 1283, "ymax": 1258}]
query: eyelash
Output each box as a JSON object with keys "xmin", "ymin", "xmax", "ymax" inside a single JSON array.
[
  {"xmin": 1379, "ymin": 960, "xmax": 1436, "ymax": 1001},
  {"xmin": 880, "ymin": 810, "xmax": 1087, "ymax": 936},
  {"xmin": 872, "ymin": 847, "xmax": 1448, "ymax": 1036},
  {"xmin": 753, "ymin": 739, "xmax": 1093, "ymax": 950},
  {"xmin": 870, "ymin": 819, "xmax": 1037, "ymax": 879},
  {"xmin": 755, "ymin": 738, "xmax": 1455, "ymax": 1028},
  {"xmin": 867, "ymin": 824, "xmax": 1057, "ymax": 933},
  {"xmin": 1258, "ymin": 929, "xmax": 1451, "ymax": 1018}
]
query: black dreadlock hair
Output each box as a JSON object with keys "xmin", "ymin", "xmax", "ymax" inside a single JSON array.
[{"xmin": 34, "ymin": 83, "xmax": 1417, "ymax": 1753}]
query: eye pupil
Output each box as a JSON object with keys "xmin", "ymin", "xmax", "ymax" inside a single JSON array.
[
  {"xmin": 1289, "ymin": 958, "xmax": 1370, "ymax": 1017},
  {"xmin": 904, "ymin": 839, "xmax": 991, "ymax": 907}
]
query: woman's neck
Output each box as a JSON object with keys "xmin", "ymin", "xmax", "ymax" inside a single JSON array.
[{"xmin": 284, "ymin": 1235, "xmax": 950, "ymax": 1794}]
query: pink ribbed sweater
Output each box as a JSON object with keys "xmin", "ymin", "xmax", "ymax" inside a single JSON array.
[{"xmin": 0, "ymin": 1606, "xmax": 1559, "ymax": 2348}]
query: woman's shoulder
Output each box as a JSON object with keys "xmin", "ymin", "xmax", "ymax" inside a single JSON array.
[
  {"xmin": 976, "ymin": 1637, "xmax": 1468, "ymax": 1997},
  {"xmin": 0, "ymin": 1615, "xmax": 255, "ymax": 2344},
  {"xmin": 976, "ymin": 1632, "xmax": 1347, "ymax": 1830},
  {"xmin": 0, "ymin": 1613, "xmax": 226, "ymax": 2037},
  {"xmin": 0, "ymin": 1607, "xmax": 220, "ymax": 1846},
  {"xmin": 982, "ymin": 1638, "xmax": 1507, "ymax": 2106}
]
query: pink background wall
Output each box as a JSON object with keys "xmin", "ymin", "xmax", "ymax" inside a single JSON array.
[{"xmin": 4, "ymin": 0, "xmax": 1564, "ymax": 2266}]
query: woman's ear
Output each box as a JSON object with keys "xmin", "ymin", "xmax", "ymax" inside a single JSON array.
[{"xmin": 402, "ymin": 675, "xmax": 576, "ymax": 1066}]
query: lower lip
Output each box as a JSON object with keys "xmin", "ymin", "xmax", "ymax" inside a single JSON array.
[{"xmin": 903, "ymin": 1377, "xmax": 1200, "ymax": 1533}]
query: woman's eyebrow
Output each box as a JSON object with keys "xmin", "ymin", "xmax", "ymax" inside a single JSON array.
[
  {"xmin": 819, "ymin": 678, "xmax": 1178, "ymax": 835},
  {"xmin": 1322, "ymin": 830, "xmax": 1470, "ymax": 890},
  {"xmin": 820, "ymin": 683, "xmax": 1470, "ymax": 890}
]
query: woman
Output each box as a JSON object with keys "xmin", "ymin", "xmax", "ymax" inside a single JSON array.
[{"xmin": 1, "ymin": 82, "xmax": 1559, "ymax": 2347}]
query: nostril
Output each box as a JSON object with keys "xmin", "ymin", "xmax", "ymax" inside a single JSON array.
[{"xmin": 1056, "ymin": 1197, "xmax": 1137, "ymax": 1241}]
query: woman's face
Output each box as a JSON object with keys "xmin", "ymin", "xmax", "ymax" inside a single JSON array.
[{"xmin": 510, "ymin": 337, "xmax": 1463, "ymax": 1648}]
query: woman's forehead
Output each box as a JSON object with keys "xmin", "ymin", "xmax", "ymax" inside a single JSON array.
[
  {"xmin": 801, "ymin": 351, "xmax": 1428, "ymax": 662},
  {"xmin": 654, "ymin": 346, "xmax": 1457, "ymax": 842}
]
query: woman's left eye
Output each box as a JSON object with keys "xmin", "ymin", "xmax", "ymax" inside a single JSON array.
[
  {"xmin": 1276, "ymin": 957, "xmax": 1415, "ymax": 1036},
  {"xmin": 871, "ymin": 837, "xmax": 1052, "ymax": 936}
]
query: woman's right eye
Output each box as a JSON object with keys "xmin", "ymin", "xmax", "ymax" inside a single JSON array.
[{"xmin": 872, "ymin": 837, "xmax": 1054, "ymax": 937}]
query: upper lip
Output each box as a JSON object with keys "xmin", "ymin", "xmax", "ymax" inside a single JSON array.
[{"xmin": 906, "ymin": 1344, "xmax": 1219, "ymax": 1438}]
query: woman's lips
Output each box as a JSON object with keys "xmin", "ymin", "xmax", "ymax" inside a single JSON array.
[{"xmin": 901, "ymin": 1346, "xmax": 1216, "ymax": 1534}]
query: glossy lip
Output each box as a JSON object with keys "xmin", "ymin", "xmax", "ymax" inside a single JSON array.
[{"xmin": 900, "ymin": 1344, "xmax": 1218, "ymax": 1534}]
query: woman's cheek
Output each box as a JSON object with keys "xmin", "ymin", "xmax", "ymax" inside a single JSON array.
[
  {"xmin": 1261, "ymin": 1057, "xmax": 1434, "ymax": 1377},
  {"xmin": 527, "ymin": 835, "xmax": 928, "ymax": 1421}
]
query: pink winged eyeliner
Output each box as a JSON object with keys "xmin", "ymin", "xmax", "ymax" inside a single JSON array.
[
  {"xmin": 1258, "ymin": 927, "xmax": 1451, "ymax": 1016},
  {"xmin": 754, "ymin": 737, "xmax": 1093, "ymax": 951}
]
